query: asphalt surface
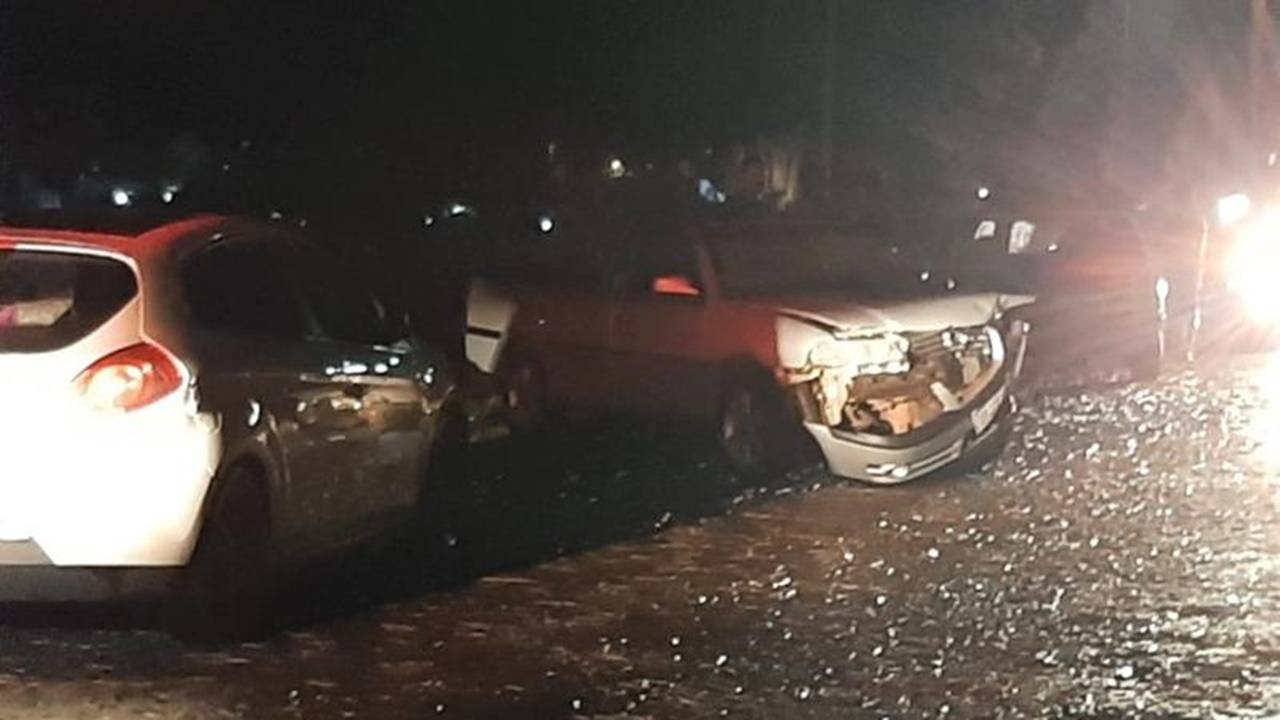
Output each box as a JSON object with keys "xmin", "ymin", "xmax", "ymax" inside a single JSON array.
[{"xmin": 5, "ymin": 356, "xmax": 1280, "ymax": 718}]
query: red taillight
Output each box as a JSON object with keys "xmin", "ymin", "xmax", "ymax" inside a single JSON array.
[{"xmin": 73, "ymin": 343, "xmax": 183, "ymax": 412}]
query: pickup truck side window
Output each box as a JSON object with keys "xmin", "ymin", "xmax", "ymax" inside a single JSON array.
[
  {"xmin": 624, "ymin": 242, "xmax": 703, "ymax": 297},
  {"xmin": 482, "ymin": 215, "xmax": 608, "ymax": 292}
]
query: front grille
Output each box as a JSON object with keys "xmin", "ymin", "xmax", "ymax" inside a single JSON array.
[{"xmin": 905, "ymin": 325, "xmax": 992, "ymax": 366}]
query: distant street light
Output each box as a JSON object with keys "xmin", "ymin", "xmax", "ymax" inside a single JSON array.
[{"xmin": 111, "ymin": 189, "xmax": 131, "ymax": 207}]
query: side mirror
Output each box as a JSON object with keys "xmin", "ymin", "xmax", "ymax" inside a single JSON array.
[{"xmin": 651, "ymin": 274, "xmax": 702, "ymax": 297}]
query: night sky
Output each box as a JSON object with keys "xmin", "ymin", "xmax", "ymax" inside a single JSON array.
[
  {"xmin": 0, "ymin": 2, "xmax": 1262, "ymax": 211},
  {"xmin": 3, "ymin": 2, "xmax": 821, "ymax": 173}
]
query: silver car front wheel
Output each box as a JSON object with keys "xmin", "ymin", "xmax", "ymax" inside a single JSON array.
[
  {"xmin": 717, "ymin": 376, "xmax": 790, "ymax": 481},
  {"xmin": 720, "ymin": 389, "xmax": 764, "ymax": 470}
]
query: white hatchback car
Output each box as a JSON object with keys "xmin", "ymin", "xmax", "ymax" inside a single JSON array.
[{"xmin": 0, "ymin": 213, "xmax": 458, "ymax": 611}]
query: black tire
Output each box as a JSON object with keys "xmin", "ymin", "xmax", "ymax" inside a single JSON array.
[
  {"xmin": 415, "ymin": 404, "xmax": 469, "ymax": 521},
  {"xmin": 949, "ymin": 420, "xmax": 1013, "ymax": 477},
  {"xmin": 716, "ymin": 370, "xmax": 793, "ymax": 482},
  {"xmin": 173, "ymin": 464, "xmax": 272, "ymax": 642},
  {"xmin": 503, "ymin": 357, "xmax": 547, "ymax": 435}
]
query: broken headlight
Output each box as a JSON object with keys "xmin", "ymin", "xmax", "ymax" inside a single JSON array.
[{"xmin": 807, "ymin": 333, "xmax": 911, "ymax": 375}]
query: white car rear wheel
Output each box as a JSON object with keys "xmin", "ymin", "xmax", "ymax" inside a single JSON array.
[{"xmin": 174, "ymin": 465, "xmax": 271, "ymax": 641}]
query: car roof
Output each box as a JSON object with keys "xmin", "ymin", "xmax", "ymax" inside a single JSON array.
[
  {"xmin": 0, "ymin": 208, "xmax": 211, "ymax": 235},
  {"xmin": 0, "ymin": 212, "xmax": 248, "ymax": 258}
]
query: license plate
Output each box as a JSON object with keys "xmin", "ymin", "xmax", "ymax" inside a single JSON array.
[{"xmin": 970, "ymin": 385, "xmax": 1006, "ymax": 434}]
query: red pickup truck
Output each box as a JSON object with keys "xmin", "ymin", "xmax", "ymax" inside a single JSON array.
[{"xmin": 469, "ymin": 216, "xmax": 1031, "ymax": 483}]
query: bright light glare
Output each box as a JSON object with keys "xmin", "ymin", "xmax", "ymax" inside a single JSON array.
[
  {"xmin": 1227, "ymin": 209, "xmax": 1280, "ymax": 321},
  {"xmin": 1154, "ymin": 276, "xmax": 1170, "ymax": 302},
  {"xmin": 1247, "ymin": 353, "xmax": 1280, "ymax": 473},
  {"xmin": 698, "ymin": 178, "xmax": 727, "ymax": 204},
  {"xmin": 111, "ymin": 189, "xmax": 130, "ymax": 207},
  {"xmin": 976, "ymin": 186, "xmax": 991, "ymax": 201},
  {"xmin": 83, "ymin": 365, "xmax": 145, "ymax": 411},
  {"xmin": 0, "ymin": 388, "xmax": 219, "ymax": 564},
  {"xmin": 538, "ymin": 215, "xmax": 554, "ymax": 233},
  {"xmin": 1218, "ymin": 193, "xmax": 1252, "ymax": 226}
]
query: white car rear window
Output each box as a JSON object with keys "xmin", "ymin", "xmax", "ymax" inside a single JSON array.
[{"xmin": 0, "ymin": 250, "xmax": 136, "ymax": 353}]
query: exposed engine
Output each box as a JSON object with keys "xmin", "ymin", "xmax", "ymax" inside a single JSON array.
[{"xmin": 795, "ymin": 325, "xmax": 1004, "ymax": 435}]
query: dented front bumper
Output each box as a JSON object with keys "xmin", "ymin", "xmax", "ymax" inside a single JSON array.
[
  {"xmin": 803, "ymin": 374, "xmax": 1012, "ymax": 483},
  {"xmin": 792, "ymin": 322, "xmax": 1027, "ymax": 483}
]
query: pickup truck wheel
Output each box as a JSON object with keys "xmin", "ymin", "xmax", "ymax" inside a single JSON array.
[
  {"xmin": 718, "ymin": 376, "xmax": 789, "ymax": 482},
  {"xmin": 414, "ymin": 404, "xmax": 469, "ymax": 528},
  {"xmin": 173, "ymin": 465, "xmax": 271, "ymax": 642},
  {"xmin": 950, "ymin": 420, "xmax": 1013, "ymax": 476},
  {"xmin": 505, "ymin": 360, "xmax": 546, "ymax": 434}
]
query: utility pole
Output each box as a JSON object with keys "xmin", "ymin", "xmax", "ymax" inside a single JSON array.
[
  {"xmin": 820, "ymin": 0, "xmax": 837, "ymax": 202},
  {"xmin": 1119, "ymin": 0, "xmax": 1132, "ymax": 186},
  {"xmin": 0, "ymin": 0, "xmax": 11, "ymax": 199},
  {"xmin": 1250, "ymin": 0, "xmax": 1271, "ymax": 155}
]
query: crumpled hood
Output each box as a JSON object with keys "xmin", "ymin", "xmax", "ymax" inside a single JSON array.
[{"xmin": 761, "ymin": 292, "xmax": 1035, "ymax": 335}]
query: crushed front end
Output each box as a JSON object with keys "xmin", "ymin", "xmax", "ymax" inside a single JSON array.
[{"xmin": 784, "ymin": 321, "xmax": 1029, "ymax": 483}]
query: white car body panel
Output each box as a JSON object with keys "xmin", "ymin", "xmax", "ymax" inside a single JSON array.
[{"xmin": 0, "ymin": 249, "xmax": 219, "ymax": 566}]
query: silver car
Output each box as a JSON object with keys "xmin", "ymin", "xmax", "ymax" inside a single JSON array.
[{"xmin": 0, "ymin": 213, "xmax": 459, "ymax": 615}]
